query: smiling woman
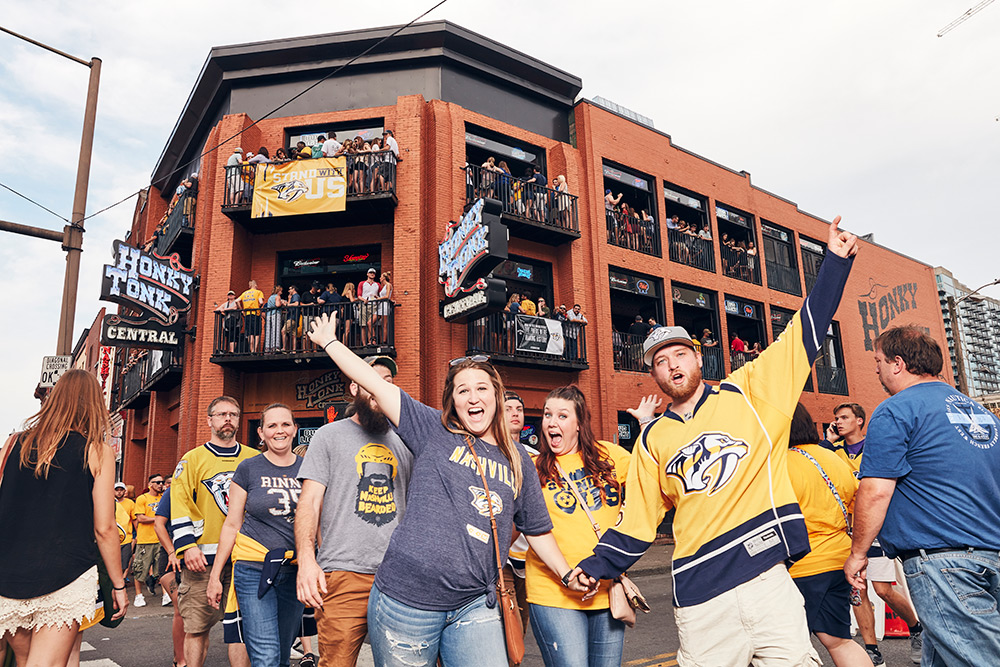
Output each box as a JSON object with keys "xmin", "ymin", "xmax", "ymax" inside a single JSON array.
[{"xmin": 306, "ymin": 312, "xmax": 589, "ymax": 667}]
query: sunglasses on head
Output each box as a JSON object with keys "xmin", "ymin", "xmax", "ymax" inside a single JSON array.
[{"xmin": 449, "ymin": 354, "xmax": 489, "ymax": 367}]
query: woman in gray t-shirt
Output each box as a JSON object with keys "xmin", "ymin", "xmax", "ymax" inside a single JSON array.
[
  {"xmin": 306, "ymin": 314, "xmax": 590, "ymax": 667},
  {"xmin": 208, "ymin": 403, "xmax": 305, "ymax": 667}
]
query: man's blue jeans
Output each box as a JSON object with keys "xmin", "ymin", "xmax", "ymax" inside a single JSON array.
[
  {"xmin": 232, "ymin": 561, "xmax": 305, "ymax": 667},
  {"xmin": 367, "ymin": 583, "xmax": 507, "ymax": 667},
  {"xmin": 529, "ymin": 603, "xmax": 625, "ymax": 667},
  {"xmin": 902, "ymin": 548, "xmax": 1000, "ymax": 666}
]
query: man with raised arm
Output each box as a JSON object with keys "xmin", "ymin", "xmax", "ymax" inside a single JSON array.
[{"xmin": 572, "ymin": 218, "xmax": 858, "ymax": 666}]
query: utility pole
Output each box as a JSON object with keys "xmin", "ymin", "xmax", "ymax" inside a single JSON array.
[{"xmin": 0, "ymin": 26, "xmax": 101, "ymax": 355}]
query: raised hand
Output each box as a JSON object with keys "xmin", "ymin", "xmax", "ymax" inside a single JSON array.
[
  {"xmin": 307, "ymin": 312, "xmax": 339, "ymax": 349},
  {"xmin": 827, "ymin": 216, "xmax": 858, "ymax": 259},
  {"xmin": 627, "ymin": 394, "xmax": 662, "ymax": 423}
]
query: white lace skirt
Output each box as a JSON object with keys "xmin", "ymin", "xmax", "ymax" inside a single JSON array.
[{"xmin": 0, "ymin": 565, "xmax": 98, "ymax": 635}]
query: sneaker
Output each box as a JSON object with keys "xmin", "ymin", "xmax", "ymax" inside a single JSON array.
[
  {"xmin": 866, "ymin": 647, "xmax": 885, "ymax": 666},
  {"xmin": 134, "ymin": 593, "xmax": 146, "ymax": 608},
  {"xmin": 299, "ymin": 653, "xmax": 316, "ymax": 667},
  {"xmin": 910, "ymin": 629, "xmax": 923, "ymax": 664},
  {"xmin": 162, "ymin": 591, "xmax": 172, "ymax": 606},
  {"xmin": 146, "ymin": 576, "xmax": 158, "ymax": 596}
]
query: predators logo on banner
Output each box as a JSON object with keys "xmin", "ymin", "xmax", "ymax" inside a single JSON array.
[{"xmin": 251, "ymin": 157, "xmax": 347, "ymax": 218}]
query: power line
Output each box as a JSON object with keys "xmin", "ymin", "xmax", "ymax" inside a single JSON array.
[
  {"xmin": 0, "ymin": 181, "xmax": 69, "ymax": 223},
  {"xmin": 938, "ymin": 0, "xmax": 995, "ymax": 37},
  {"xmin": 80, "ymin": 0, "xmax": 449, "ymax": 225}
]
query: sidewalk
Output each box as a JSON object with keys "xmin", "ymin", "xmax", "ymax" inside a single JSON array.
[{"xmin": 629, "ymin": 536, "xmax": 674, "ymax": 577}]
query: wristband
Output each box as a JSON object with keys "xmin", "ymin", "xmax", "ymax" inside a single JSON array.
[
  {"xmin": 638, "ymin": 416, "xmax": 655, "ymax": 426},
  {"xmin": 112, "ymin": 584, "xmax": 126, "ymax": 591},
  {"xmin": 323, "ymin": 340, "xmax": 337, "ymax": 353},
  {"xmin": 561, "ymin": 570, "xmax": 574, "ymax": 587}
]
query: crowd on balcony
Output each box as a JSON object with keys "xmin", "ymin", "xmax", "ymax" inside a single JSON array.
[
  {"xmin": 495, "ymin": 292, "xmax": 587, "ymax": 362},
  {"xmin": 215, "ymin": 270, "xmax": 394, "ymax": 356},
  {"xmin": 605, "ymin": 190, "xmax": 657, "ymax": 253},
  {"xmin": 729, "ymin": 332, "xmax": 764, "ymax": 369},
  {"xmin": 466, "ymin": 159, "xmax": 574, "ymax": 229},
  {"xmin": 720, "ymin": 232, "xmax": 759, "ymax": 280},
  {"xmin": 141, "ymin": 174, "xmax": 198, "ymax": 253},
  {"xmin": 225, "ymin": 129, "xmax": 401, "ymax": 204},
  {"xmin": 666, "ymin": 214, "xmax": 713, "ymax": 266}
]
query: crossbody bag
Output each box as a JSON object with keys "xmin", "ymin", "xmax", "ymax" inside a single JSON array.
[
  {"xmin": 464, "ymin": 436, "xmax": 525, "ymax": 665},
  {"xmin": 554, "ymin": 463, "xmax": 649, "ymax": 627}
]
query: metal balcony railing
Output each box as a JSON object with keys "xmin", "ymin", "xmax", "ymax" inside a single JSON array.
[
  {"xmin": 222, "ymin": 151, "xmax": 398, "ymax": 210},
  {"xmin": 667, "ymin": 228, "xmax": 715, "ymax": 272},
  {"xmin": 765, "ymin": 260, "xmax": 803, "ymax": 296},
  {"xmin": 730, "ymin": 350, "xmax": 756, "ymax": 373},
  {"xmin": 212, "ymin": 300, "xmax": 395, "ymax": 359},
  {"xmin": 463, "ymin": 164, "xmax": 579, "ymax": 235},
  {"xmin": 156, "ymin": 191, "xmax": 196, "ymax": 256},
  {"xmin": 804, "ymin": 271, "xmax": 820, "ymax": 294},
  {"xmin": 114, "ymin": 349, "xmax": 182, "ymax": 411},
  {"xmin": 816, "ymin": 365, "xmax": 849, "ymax": 395},
  {"xmin": 605, "ymin": 209, "xmax": 661, "ymax": 257},
  {"xmin": 613, "ymin": 332, "xmax": 647, "ymax": 373},
  {"xmin": 467, "ymin": 313, "xmax": 587, "ymax": 369},
  {"xmin": 720, "ymin": 246, "xmax": 762, "ymax": 285},
  {"xmin": 700, "ymin": 345, "xmax": 726, "ymax": 381}
]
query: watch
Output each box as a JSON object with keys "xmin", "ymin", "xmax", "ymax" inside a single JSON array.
[{"xmin": 561, "ymin": 570, "xmax": 574, "ymax": 588}]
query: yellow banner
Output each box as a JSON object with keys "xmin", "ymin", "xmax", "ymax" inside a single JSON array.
[{"xmin": 251, "ymin": 157, "xmax": 347, "ymax": 218}]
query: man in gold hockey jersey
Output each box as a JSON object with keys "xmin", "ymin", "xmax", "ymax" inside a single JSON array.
[
  {"xmin": 572, "ymin": 217, "xmax": 858, "ymax": 666},
  {"xmin": 172, "ymin": 395, "xmax": 257, "ymax": 667}
]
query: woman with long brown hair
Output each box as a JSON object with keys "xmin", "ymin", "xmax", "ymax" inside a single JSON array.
[
  {"xmin": 527, "ymin": 385, "xmax": 636, "ymax": 667},
  {"xmin": 0, "ymin": 369, "xmax": 128, "ymax": 665},
  {"xmin": 303, "ymin": 314, "xmax": 587, "ymax": 666}
]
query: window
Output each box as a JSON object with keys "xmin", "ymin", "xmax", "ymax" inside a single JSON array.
[
  {"xmin": 664, "ymin": 182, "xmax": 714, "ymax": 272},
  {"xmin": 609, "ymin": 268, "xmax": 665, "ymax": 373},
  {"xmin": 603, "ymin": 161, "xmax": 660, "ymax": 256},
  {"xmin": 800, "ymin": 235, "xmax": 825, "ymax": 294},
  {"xmin": 771, "ymin": 306, "xmax": 813, "ymax": 392},
  {"xmin": 671, "ymin": 283, "xmax": 724, "ymax": 381},
  {"xmin": 716, "ymin": 203, "xmax": 760, "ymax": 285},
  {"xmin": 816, "ymin": 321, "xmax": 848, "ymax": 395},
  {"xmin": 286, "ymin": 120, "xmax": 385, "ymax": 151},
  {"xmin": 724, "ymin": 295, "xmax": 765, "ymax": 372},
  {"xmin": 761, "ymin": 221, "xmax": 801, "ymax": 296}
]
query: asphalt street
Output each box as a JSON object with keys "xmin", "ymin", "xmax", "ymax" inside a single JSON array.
[{"xmin": 76, "ymin": 546, "xmax": 917, "ymax": 666}]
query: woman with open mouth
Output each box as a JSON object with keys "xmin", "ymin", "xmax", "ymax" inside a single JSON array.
[
  {"xmin": 307, "ymin": 312, "xmax": 588, "ymax": 667},
  {"xmin": 526, "ymin": 385, "xmax": 646, "ymax": 667}
]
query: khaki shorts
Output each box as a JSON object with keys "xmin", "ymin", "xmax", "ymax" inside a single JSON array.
[
  {"xmin": 674, "ymin": 563, "xmax": 821, "ymax": 666},
  {"xmin": 132, "ymin": 542, "xmax": 161, "ymax": 583},
  {"xmin": 314, "ymin": 571, "xmax": 375, "ymax": 667},
  {"xmin": 178, "ymin": 563, "xmax": 231, "ymax": 634}
]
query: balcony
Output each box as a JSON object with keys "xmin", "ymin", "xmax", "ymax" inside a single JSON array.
[
  {"xmin": 613, "ymin": 332, "xmax": 647, "ymax": 373},
  {"xmin": 467, "ymin": 313, "xmax": 587, "ymax": 371},
  {"xmin": 765, "ymin": 260, "xmax": 803, "ymax": 296},
  {"xmin": 700, "ymin": 346, "xmax": 725, "ymax": 381},
  {"xmin": 606, "ymin": 209, "xmax": 661, "ymax": 257},
  {"xmin": 210, "ymin": 301, "xmax": 396, "ymax": 370},
  {"xmin": 114, "ymin": 349, "xmax": 183, "ymax": 411},
  {"xmin": 463, "ymin": 164, "xmax": 579, "ymax": 244},
  {"xmin": 720, "ymin": 246, "xmax": 761, "ymax": 285},
  {"xmin": 816, "ymin": 365, "xmax": 849, "ymax": 395},
  {"xmin": 155, "ymin": 191, "xmax": 196, "ymax": 259},
  {"xmin": 730, "ymin": 350, "xmax": 756, "ymax": 373},
  {"xmin": 221, "ymin": 152, "xmax": 397, "ymax": 231},
  {"xmin": 667, "ymin": 228, "xmax": 715, "ymax": 273}
]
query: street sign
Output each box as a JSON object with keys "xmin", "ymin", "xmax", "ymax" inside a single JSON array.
[{"xmin": 39, "ymin": 355, "xmax": 72, "ymax": 388}]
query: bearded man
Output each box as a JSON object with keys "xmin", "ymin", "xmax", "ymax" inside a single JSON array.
[
  {"xmin": 295, "ymin": 356, "xmax": 413, "ymax": 666},
  {"xmin": 572, "ymin": 217, "xmax": 859, "ymax": 666}
]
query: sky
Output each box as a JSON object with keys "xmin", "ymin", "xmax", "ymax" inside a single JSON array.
[{"xmin": 1, "ymin": 1, "xmax": 998, "ymax": 432}]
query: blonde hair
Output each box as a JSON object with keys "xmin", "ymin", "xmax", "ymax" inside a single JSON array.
[
  {"xmin": 342, "ymin": 282, "xmax": 356, "ymax": 299},
  {"xmin": 19, "ymin": 369, "xmax": 110, "ymax": 478}
]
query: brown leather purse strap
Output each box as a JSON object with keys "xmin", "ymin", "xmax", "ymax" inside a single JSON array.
[
  {"xmin": 554, "ymin": 462, "xmax": 603, "ymax": 538},
  {"xmin": 464, "ymin": 436, "xmax": 507, "ymax": 590}
]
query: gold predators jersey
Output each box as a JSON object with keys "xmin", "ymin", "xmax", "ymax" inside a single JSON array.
[
  {"xmin": 171, "ymin": 441, "xmax": 258, "ymax": 565},
  {"xmin": 578, "ymin": 252, "xmax": 853, "ymax": 607}
]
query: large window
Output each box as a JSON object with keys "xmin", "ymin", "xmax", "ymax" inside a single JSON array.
[
  {"xmin": 491, "ymin": 256, "xmax": 554, "ymax": 310},
  {"xmin": 716, "ymin": 203, "xmax": 761, "ymax": 285},
  {"xmin": 609, "ymin": 268, "xmax": 665, "ymax": 373},
  {"xmin": 604, "ymin": 161, "xmax": 660, "ymax": 256},
  {"xmin": 277, "ymin": 245, "xmax": 382, "ymax": 294},
  {"xmin": 800, "ymin": 235, "xmax": 825, "ymax": 294},
  {"xmin": 724, "ymin": 295, "xmax": 765, "ymax": 372},
  {"xmin": 816, "ymin": 321, "xmax": 848, "ymax": 395},
  {"xmin": 771, "ymin": 306, "xmax": 813, "ymax": 392},
  {"xmin": 286, "ymin": 119, "xmax": 385, "ymax": 152},
  {"xmin": 465, "ymin": 125, "xmax": 546, "ymax": 178},
  {"xmin": 762, "ymin": 221, "xmax": 802, "ymax": 296},
  {"xmin": 664, "ymin": 182, "xmax": 714, "ymax": 272},
  {"xmin": 671, "ymin": 283, "xmax": 724, "ymax": 380}
]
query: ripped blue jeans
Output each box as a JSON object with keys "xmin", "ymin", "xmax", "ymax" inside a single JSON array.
[{"xmin": 367, "ymin": 583, "xmax": 507, "ymax": 667}]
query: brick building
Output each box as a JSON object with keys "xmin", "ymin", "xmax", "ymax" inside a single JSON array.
[{"xmin": 110, "ymin": 21, "xmax": 949, "ymax": 485}]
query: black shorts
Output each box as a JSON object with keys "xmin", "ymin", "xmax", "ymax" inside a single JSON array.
[
  {"xmin": 244, "ymin": 314, "xmax": 261, "ymax": 335},
  {"xmin": 793, "ymin": 570, "xmax": 852, "ymax": 638}
]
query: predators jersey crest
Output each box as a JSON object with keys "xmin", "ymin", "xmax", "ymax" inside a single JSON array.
[
  {"xmin": 271, "ymin": 180, "xmax": 308, "ymax": 203},
  {"xmin": 665, "ymin": 432, "xmax": 749, "ymax": 496},
  {"xmin": 468, "ymin": 485, "xmax": 503, "ymax": 518},
  {"xmin": 202, "ymin": 471, "xmax": 237, "ymax": 515}
]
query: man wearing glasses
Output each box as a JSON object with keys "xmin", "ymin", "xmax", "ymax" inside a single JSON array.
[
  {"xmin": 132, "ymin": 474, "xmax": 166, "ymax": 607},
  {"xmin": 172, "ymin": 396, "xmax": 257, "ymax": 667}
]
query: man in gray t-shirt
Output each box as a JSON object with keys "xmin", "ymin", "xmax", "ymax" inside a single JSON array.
[{"xmin": 295, "ymin": 355, "xmax": 412, "ymax": 665}]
